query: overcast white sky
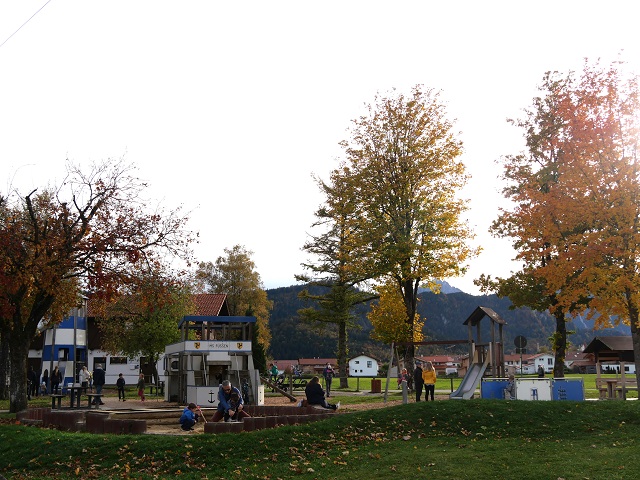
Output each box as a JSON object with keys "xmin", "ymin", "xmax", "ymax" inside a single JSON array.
[{"xmin": 1, "ymin": 1, "xmax": 638, "ymax": 295}]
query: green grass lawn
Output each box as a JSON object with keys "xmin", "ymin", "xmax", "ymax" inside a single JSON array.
[
  {"xmin": 2, "ymin": 396, "xmax": 640, "ymax": 479},
  {"xmin": 6, "ymin": 372, "xmax": 634, "ymax": 413},
  {"xmin": 323, "ymin": 372, "xmax": 637, "ymax": 399}
]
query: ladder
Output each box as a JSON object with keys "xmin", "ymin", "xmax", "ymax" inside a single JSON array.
[{"xmin": 193, "ymin": 354, "xmax": 208, "ymax": 386}]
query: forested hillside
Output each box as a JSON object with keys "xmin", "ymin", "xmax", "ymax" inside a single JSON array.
[{"xmin": 266, "ymin": 285, "xmax": 630, "ymax": 361}]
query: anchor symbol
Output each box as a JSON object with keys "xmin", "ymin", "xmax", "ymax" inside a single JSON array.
[{"xmin": 208, "ymin": 390, "xmax": 215, "ymax": 404}]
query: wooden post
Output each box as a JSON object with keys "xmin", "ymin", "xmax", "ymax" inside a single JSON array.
[
  {"xmin": 384, "ymin": 342, "xmax": 394, "ymax": 403},
  {"xmin": 260, "ymin": 376, "xmax": 297, "ymax": 402}
]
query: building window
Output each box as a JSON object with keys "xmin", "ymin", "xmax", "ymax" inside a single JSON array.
[
  {"xmin": 110, "ymin": 357, "xmax": 128, "ymax": 365},
  {"xmin": 367, "ymin": 361, "xmax": 372, "ymax": 368},
  {"xmin": 355, "ymin": 360, "xmax": 360, "ymax": 364},
  {"xmin": 547, "ymin": 358, "xmax": 553, "ymax": 365}
]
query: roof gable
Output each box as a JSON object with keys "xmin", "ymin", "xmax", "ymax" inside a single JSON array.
[
  {"xmin": 192, "ymin": 293, "xmax": 227, "ymax": 316},
  {"xmin": 298, "ymin": 358, "xmax": 336, "ymax": 366},
  {"xmin": 583, "ymin": 336, "xmax": 633, "ymax": 353},
  {"xmin": 463, "ymin": 306, "xmax": 506, "ymax": 326}
]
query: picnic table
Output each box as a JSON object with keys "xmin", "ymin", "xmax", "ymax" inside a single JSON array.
[
  {"xmin": 50, "ymin": 394, "xmax": 65, "ymax": 409},
  {"xmin": 67, "ymin": 385, "xmax": 83, "ymax": 408},
  {"xmin": 604, "ymin": 378, "xmax": 619, "ymax": 399}
]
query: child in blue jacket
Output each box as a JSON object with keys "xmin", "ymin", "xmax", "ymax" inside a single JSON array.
[{"xmin": 179, "ymin": 403, "xmax": 200, "ymax": 431}]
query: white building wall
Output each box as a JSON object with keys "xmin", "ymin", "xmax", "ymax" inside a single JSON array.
[
  {"xmin": 87, "ymin": 350, "xmax": 167, "ymax": 386},
  {"xmin": 348, "ymin": 355, "xmax": 378, "ymax": 377}
]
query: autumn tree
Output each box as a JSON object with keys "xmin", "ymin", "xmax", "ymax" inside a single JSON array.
[
  {"xmin": 477, "ymin": 70, "xmax": 581, "ymax": 377},
  {"xmin": 0, "ymin": 159, "xmax": 193, "ymax": 412},
  {"xmin": 544, "ymin": 61, "xmax": 640, "ymax": 383},
  {"xmin": 484, "ymin": 60, "xmax": 640, "ymax": 380},
  {"xmin": 368, "ymin": 279, "xmax": 424, "ymax": 348},
  {"xmin": 94, "ymin": 263, "xmax": 193, "ymax": 385},
  {"xmin": 0, "ymin": 329, "xmax": 8, "ymax": 400},
  {"xmin": 297, "ymin": 169, "xmax": 377, "ymax": 388},
  {"xmin": 338, "ymin": 86, "xmax": 477, "ymax": 374},
  {"xmin": 194, "ymin": 245, "xmax": 272, "ymax": 372}
]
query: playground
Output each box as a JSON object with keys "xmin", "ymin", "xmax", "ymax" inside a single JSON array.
[{"xmin": 3, "ymin": 395, "xmax": 640, "ymax": 479}]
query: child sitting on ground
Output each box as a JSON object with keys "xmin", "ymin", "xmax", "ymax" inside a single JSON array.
[
  {"xmin": 224, "ymin": 392, "xmax": 241, "ymax": 422},
  {"xmin": 179, "ymin": 403, "xmax": 200, "ymax": 431}
]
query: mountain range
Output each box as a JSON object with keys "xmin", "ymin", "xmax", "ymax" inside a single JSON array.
[{"xmin": 266, "ymin": 284, "xmax": 630, "ymax": 361}]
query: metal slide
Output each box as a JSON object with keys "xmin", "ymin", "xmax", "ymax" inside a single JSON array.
[{"xmin": 449, "ymin": 356, "xmax": 489, "ymax": 400}]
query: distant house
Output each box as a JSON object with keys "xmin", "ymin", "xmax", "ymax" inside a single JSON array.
[
  {"xmin": 583, "ymin": 336, "xmax": 637, "ymax": 374},
  {"xmin": 271, "ymin": 359, "xmax": 299, "ymax": 375},
  {"xmin": 529, "ymin": 353, "xmax": 555, "ymax": 374},
  {"xmin": 504, "ymin": 353, "xmax": 554, "ymax": 374},
  {"xmin": 417, "ymin": 355, "xmax": 460, "ymax": 376},
  {"xmin": 564, "ymin": 351, "xmax": 596, "ymax": 374},
  {"xmin": 348, "ymin": 355, "xmax": 378, "ymax": 377},
  {"xmin": 297, "ymin": 358, "xmax": 337, "ymax": 375}
]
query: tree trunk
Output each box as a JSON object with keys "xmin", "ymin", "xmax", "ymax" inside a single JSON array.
[
  {"xmin": 626, "ymin": 299, "xmax": 640, "ymax": 389},
  {"xmin": 149, "ymin": 354, "xmax": 159, "ymax": 386},
  {"xmin": 0, "ymin": 325, "xmax": 9, "ymax": 400},
  {"xmin": 402, "ymin": 279, "xmax": 418, "ymax": 377},
  {"xmin": 553, "ymin": 309, "xmax": 567, "ymax": 378},
  {"xmin": 338, "ymin": 320, "xmax": 349, "ymax": 388},
  {"xmin": 9, "ymin": 327, "xmax": 30, "ymax": 413}
]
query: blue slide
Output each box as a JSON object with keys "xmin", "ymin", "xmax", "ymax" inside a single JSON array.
[{"xmin": 449, "ymin": 358, "xmax": 489, "ymax": 400}]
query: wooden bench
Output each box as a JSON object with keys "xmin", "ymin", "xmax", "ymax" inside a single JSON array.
[
  {"xmin": 86, "ymin": 393, "xmax": 104, "ymax": 408},
  {"xmin": 597, "ymin": 378, "xmax": 637, "ymax": 399},
  {"xmin": 51, "ymin": 394, "xmax": 65, "ymax": 409},
  {"xmin": 597, "ymin": 378, "xmax": 616, "ymax": 399},
  {"xmin": 615, "ymin": 381, "xmax": 638, "ymax": 400}
]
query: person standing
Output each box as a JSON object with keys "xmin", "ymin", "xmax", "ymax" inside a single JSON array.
[
  {"xmin": 305, "ymin": 376, "xmax": 339, "ymax": 410},
  {"xmin": 413, "ymin": 362, "xmax": 424, "ymax": 402},
  {"xmin": 116, "ymin": 373, "xmax": 126, "ymax": 401},
  {"xmin": 51, "ymin": 366, "xmax": 62, "ymax": 394},
  {"xmin": 537, "ymin": 365, "xmax": 545, "ymax": 378},
  {"xmin": 422, "ymin": 361, "xmax": 437, "ymax": 401},
  {"xmin": 27, "ymin": 366, "xmax": 38, "ymax": 398},
  {"xmin": 269, "ymin": 363, "xmax": 279, "ymax": 391},
  {"xmin": 41, "ymin": 369, "xmax": 49, "ymax": 395},
  {"xmin": 79, "ymin": 366, "xmax": 91, "ymax": 394},
  {"xmin": 136, "ymin": 373, "xmax": 146, "ymax": 402},
  {"xmin": 92, "ymin": 364, "xmax": 106, "ymax": 404},
  {"xmin": 323, "ymin": 363, "xmax": 335, "ymax": 397},
  {"xmin": 211, "ymin": 380, "xmax": 250, "ymax": 422},
  {"xmin": 269, "ymin": 363, "xmax": 279, "ymax": 383}
]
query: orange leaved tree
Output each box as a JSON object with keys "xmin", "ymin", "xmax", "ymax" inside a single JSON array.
[
  {"xmin": 0, "ymin": 159, "xmax": 194, "ymax": 412},
  {"xmin": 486, "ymin": 59, "xmax": 640, "ymax": 381}
]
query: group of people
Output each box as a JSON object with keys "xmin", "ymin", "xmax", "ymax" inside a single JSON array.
[
  {"xmin": 303, "ymin": 362, "xmax": 338, "ymax": 410},
  {"xmin": 180, "ymin": 363, "xmax": 341, "ymax": 431},
  {"xmin": 26, "ymin": 363, "xmax": 149, "ymax": 405},
  {"xmin": 180, "ymin": 379, "xmax": 251, "ymax": 431},
  {"xmin": 180, "ymin": 359, "xmax": 444, "ymax": 432},
  {"xmin": 26, "ymin": 365, "xmax": 82, "ymax": 397},
  {"xmin": 113, "ymin": 372, "xmax": 146, "ymax": 402},
  {"xmin": 412, "ymin": 361, "xmax": 437, "ymax": 402}
]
